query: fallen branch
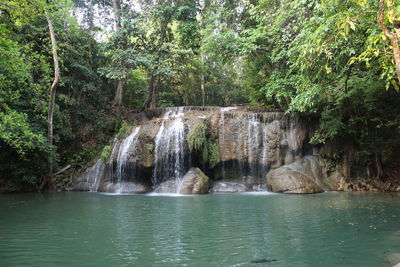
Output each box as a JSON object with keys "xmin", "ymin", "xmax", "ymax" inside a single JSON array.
[{"xmin": 54, "ymin": 165, "xmax": 71, "ymax": 176}]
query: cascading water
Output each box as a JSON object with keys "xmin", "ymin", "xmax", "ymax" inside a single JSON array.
[
  {"xmin": 89, "ymin": 159, "xmax": 105, "ymax": 192},
  {"xmin": 116, "ymin": 126, "xmax": 141, "ymax": 182},
  {"xmin": 246, "ymin": 114, "xmax": 261, "ymax": 181},
  {"xmin": 71, "ymin": 106, "xmax": 300, "ymax": 194},
  {"xmin": 152, "ymin": 107, "xmax": 186, "ymax": 193},
  {"xmin": 219, "ymin": 107, "xmax": 238, "ymax": 178},
  {"xmin": 260, "ymin": 125, "xmax": 269, "ymax": 178},
  {"xmin": 245, "ymin": 114, "xmax": 270, "ymax": 186},
  {"xmin": 218, "ymin": 109, "xmax": 270, "ymax": 186}
]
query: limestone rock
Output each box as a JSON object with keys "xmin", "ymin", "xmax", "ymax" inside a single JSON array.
[
  {"xmin": 267, "ymin": 156, "xmax": 324, "ymax": 194},
  {"xmin": 179, "ymin": 168, "xmax": 210, "ymax": 194},
  {"xmin": 154, "ymin": 180, "xmax": 178, "ymax": 193},
  {"xmin": 386, "ymin": 253, "xmax": 400, "ymax": 266}
]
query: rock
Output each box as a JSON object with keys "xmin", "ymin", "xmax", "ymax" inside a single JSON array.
[
  {"xmin": 154, "ymin": 180, "xmax": 178, "ymax": 193},
  {"xmin": 68, "ymin": 182, "xmax": 91, "ymax": 191},
  {"xmin": 267, "ymin": 156, "xmax": 324, "ymax": 194},
  {"xmin": 71, "ymin": 107, "xmax": 350, "ymax": 194},
  {"xmin": 210, "ymin": 182, "xmax": 248, "ymax": 193},
  {"xmin": 67, "ymin": 159, "xmax": 105, "ymax": 192},
  {"xmin": 386, "ymin": 253, "xmax": 400, "ymax": 266},
  {"xmin": 179, "ymin": 168, "xmax": 210, "ymax": 194}
]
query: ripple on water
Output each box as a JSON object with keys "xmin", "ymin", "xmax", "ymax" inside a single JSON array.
[{"xmin": 0, "ymin": 192, "xmax": 399, "ymax": 266}]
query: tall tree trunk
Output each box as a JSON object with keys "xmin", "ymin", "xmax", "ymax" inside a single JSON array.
[
  {"xmin": 112, "ymin": 0, "xmax": 124, "ymax": 105},
  {"xmin": 42, "ymin": 13, "xmax": 59, "ymax": 191},
  {"xmin": 112, "ymin": 0, "xmax": 121, "ymax": 31},
  {"xmin": 141, "ymin": 74, "xmax": 158, "ymax": 111},
  {"xmin": 150, "ymin": 77, "xmax": 159, "ymax": 109},
  {"xmin": 114, "ymin": 80, "xmax": 124, "ymax": 105},
  {"xmin": 200, "ymin": 73, "xmax": 205, "ymax": 106},
  {"xmin": 375, "ymin": 152, "xmax": 383, "ymax": 179},
  {"xmin": 200, "ymin": 56, "xmax": 206, "ymax": 106},
  {"xmin": 378, "ymin": 0, "xmax": 400, "ymax": 84}
]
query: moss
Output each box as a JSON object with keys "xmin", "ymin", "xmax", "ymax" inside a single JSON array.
[
  {"xmin": 100, "ymin": 145, "xmax": 112, "ymax": 161},
  {"xmin": 116, "ymin": 120, "xmax": 130, "ymax": 139},
  {"xmin": 188, "ymin": 120, "xmax": 207, "ymax": 151},
  {"xmin": 206, "ymin": 139, "xmax": 220, "ymax": 168},
  {"xmin": 187, "ymin": 119, "xmax": 220, "ymax": 168},
  {"xmin": 115, "ymin": 120, "xmax": 137, "ymax": 140}
]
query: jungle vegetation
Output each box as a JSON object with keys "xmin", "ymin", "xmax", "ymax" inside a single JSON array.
[{"xmin": 1, "ymin": 0, "xmax": 399, "ymax": 191}]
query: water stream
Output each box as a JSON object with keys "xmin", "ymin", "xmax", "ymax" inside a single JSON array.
[
  {"xmin": 152, "ymin": 107, "xmax": 186, "ymax": 193},
  {"xmin": 116, "ymin": 126, "xmax": 141, "ymax": 182}
]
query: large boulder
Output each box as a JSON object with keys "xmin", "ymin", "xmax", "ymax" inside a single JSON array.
[
  {"xmin": 267, "ymin": 156, "xmax": 324, "ymax": 194},
  {"xmin": 179, "ymin": 168, "xmax": 210, "ymax": 194}
]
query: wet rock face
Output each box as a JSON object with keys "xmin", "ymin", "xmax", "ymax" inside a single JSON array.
[
  {"xmin": 267, "ymin": 156, "xmax": 325, "ymax": 194},
  {"xmin": 67, "ymin": 159, "xmax": 105, "ymax": 192},
  {"xmin": 179, "ymin": 168, "xmax": 210, "ymax": 194},
  {"xmin": 71, "ymin": 106, "xmax": 341, "ymax": 194}
]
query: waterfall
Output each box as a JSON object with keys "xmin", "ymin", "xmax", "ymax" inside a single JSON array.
[
  {"xmin": 247, "ymin": 114, "xmax": 261, "ymax": 181},
  {"xmin": 70, "ymin": 106, "xmax": 298, "ymax": 193},
  {"xmin": 152, "ymin": 107, "xmax": 186, "ymax": 192},
  {"xmin": 260, "ymin": 125, "xmax": 269, "ymax": 178},
  {"xmin": 116, "ymin": 126, "xmax": 141, "ymax": 182},
  {"xmin": 89, "ymin": 159, "xmax": 105, "ymax": 192},
  {"xmin": 245, "ymin": 114, "xmax": 270, "ymax": 186},
  {"xmin": 219, "ymin": 107, "xmax": 238, "ymax": 178}
]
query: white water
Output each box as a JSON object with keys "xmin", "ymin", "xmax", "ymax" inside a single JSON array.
[
  {"xmin": 152, "ymin": 107, "xmax": 186, "ymax": 193},
  {"xmin": 218, "ymin": 109, "xmax": 271, "ymax": 185},
  {"xmin": 115, "ymin": 126, "xmax": 141, "ymax": 182},
  {"xmin": 247, "ymin": 114, "xmax": 261, "ymax": 180},
  {"xmin": 248, "ymin": 114, "xmax": 271, "ymax": 184},
  {"xmin": 220, "ymin": 106, "xmax": 238, "ymax": 112},
  {"xmin": 88, "ymin": 159, "xmax": 105, "ymax": 192},
  {"xmin": 219, "ymin": 107, "xmax": 238, "ymax": 177}
]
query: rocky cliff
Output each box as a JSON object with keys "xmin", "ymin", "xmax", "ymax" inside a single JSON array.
[{"xmin": 67, "ymin": 106, "xmax": 397, "ymax": 194}]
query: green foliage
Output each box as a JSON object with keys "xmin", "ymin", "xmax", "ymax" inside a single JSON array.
[
  {"xmin": 116, "ymin": 120, "xmax": 130, "ymax": 139},
  {"xmin": 202, "ymin": 139, "xmax": 220, "ymax": 168},
  {"xmin": 0, "ymin": 1, "xmax": 114, "ymax": 191},
  {"xmin": 187, "ymin": 119, "xmax": 220, "ymax": 168},
  {"xmin": 1, "ymin": 0, "xmax": 400, "ymax": 191},
  {"xmin": 100, "ymin": 145, "xmax": 112, "ymax": 161},
  {"xmin": 243, "ymin": 0, "xmax": 400, "ymax": 166},
  {"xmin": 188, "ymin": 120, "xmax": 208, "ymax": 151}
]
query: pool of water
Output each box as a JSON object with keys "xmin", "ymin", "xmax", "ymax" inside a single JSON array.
[{"xmin": 1, "ymin": 192, "xmax": 399, "ymax": 266}]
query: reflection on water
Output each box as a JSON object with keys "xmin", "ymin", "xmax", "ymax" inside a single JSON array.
[{"xmin": 0, "ymin": 192, "xmax": 400, "ymax": 266}]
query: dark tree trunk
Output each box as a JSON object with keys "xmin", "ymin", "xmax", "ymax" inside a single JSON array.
[{"xmin": 141, "ymin": 74, "xmax": 158, "ymax": 111}]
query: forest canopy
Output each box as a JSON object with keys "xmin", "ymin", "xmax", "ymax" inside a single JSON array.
[{"xmin": 0, "ymin": 0, "xmax": 399, "ymax": 191}]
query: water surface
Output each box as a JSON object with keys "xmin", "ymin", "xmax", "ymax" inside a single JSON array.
[{"xmin": 1, "ymin": 192, "xmax": 399, "ymax": 266}]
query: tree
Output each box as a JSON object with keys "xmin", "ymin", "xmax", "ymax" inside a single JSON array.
[
  {"xmin": 44, "ymin": 11, "xmax": 60, "ymax": 189},
  {"xmin": 111, "ymin": 0, "xmax": 124, "ymax": 105},
  {"xmin": 378, "ymin": 0, "xmax": 400, "ymax": 85}
]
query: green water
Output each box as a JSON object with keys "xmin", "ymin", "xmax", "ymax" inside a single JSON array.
[{"xmin": 1, "ymin": 192, "xmax": 400, "ymax": 266}]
